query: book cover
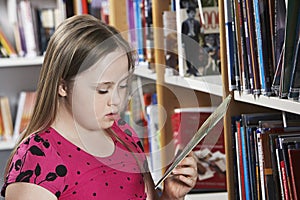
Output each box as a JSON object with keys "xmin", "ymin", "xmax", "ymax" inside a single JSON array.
[
  {"xmin": 170, "ymin": 106, "xmax": 226, "ymax": 192},
  {"xmin": 176, "ymin": 0, "xmax": 220, "ymax": 77},
  {"xmin": 13, "ymin": 91, "xmax": 37, "ymax": 139},
  {"xmin": 280, "ymin": 0, "xmax": 300, "ymax": 98},
  {"xmin": 154, "ymin": 95, "xmax": 231, "ymax": 189}
]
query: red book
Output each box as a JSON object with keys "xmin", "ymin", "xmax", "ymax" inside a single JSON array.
[
  {"xmin": 288, "ymin": 148, "xmax": 300, "ymax": 200},
  {"xmin": 171, "ymin": 107, "xmax": 226, "ymax": 192}
]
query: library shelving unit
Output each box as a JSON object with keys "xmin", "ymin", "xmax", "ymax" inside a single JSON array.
[
  {"xmin": 0, "ymin": 0, "xmax": 228, "ymax": 199},
  {"xmin": 218, "ymin": 0, "xmax": 300, "ymax": 199}
]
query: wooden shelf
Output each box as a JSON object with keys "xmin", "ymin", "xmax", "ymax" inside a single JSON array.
[
  {"xmin": 0, "ymin": 140, "xmax": 15, "ymax": 151},
  {"xmin": 165, "ymin": 75, "xmax": 223, "ymax": 97},
  {"xmin": 234, "ymin": 91, "xmax": 300, "ymax": 115},
  {"xmin": 0, "ymin": 56, "xmax": 44, "ymax": 68},
  {"xmin": 134, "ymin": 63, "xmax": 223, "ymax": 96},
  {"xmin": 186, "ymin": 192, "xmax": 228, "ymax": 200}
]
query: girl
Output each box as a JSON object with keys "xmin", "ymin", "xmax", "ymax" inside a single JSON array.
[{"xmin": 1, "ymin": 15, "xmax": 197, "ymax": 200}]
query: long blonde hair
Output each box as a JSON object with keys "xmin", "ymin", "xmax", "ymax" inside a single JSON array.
[{"xmin": 5, "ymin": 14, "xmax": 136, "ymax": 176}]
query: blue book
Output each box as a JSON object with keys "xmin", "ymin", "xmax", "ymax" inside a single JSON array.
[
  {"xmin": 224, "ymin": 0, "xmax": 237, "ymax": 91},
  {"xmin": 134, "ymin": 0, "xmax": 145, "ymax": 61}
]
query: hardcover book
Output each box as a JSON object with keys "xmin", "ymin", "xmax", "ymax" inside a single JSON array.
[{"xmin": 155, "ymin": 95, "xmax": 232, "ymax": 191}]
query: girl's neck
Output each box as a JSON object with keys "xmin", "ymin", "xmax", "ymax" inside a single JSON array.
[{"xmin": 51, "ymin": 103, "xmax": 115, "ymax": 158}]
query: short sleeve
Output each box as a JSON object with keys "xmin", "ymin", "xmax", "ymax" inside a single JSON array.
[
  {"xmin": 1, "ymin": 133, "xmax": 68, "ymax": 198},
  {"xmin": 114, "ymin": 118, "xmax": 145, "ymax": 153},
  {"xmin": 113, "ymin": 118, "xmax": 150, "ymax": 173}
]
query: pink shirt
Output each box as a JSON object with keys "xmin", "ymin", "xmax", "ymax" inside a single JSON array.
[{"xmin": 1, "ymin": 118, "xmax": 147, "ymax": 199}]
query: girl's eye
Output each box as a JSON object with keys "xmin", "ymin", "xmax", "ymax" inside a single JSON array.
[
  {"xmin": 119, "ymin": 84, "xmax": 128, "ymax": 89},
  {"xmin": 97, "ymin": 89, "xmax": 108, "ymax": 94}
]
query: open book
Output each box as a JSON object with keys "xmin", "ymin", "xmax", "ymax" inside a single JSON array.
[{"xmin": 155, "ymin": 94, "xmax": 232, "ymax": 188}]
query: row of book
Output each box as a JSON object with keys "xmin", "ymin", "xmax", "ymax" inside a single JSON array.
[
  {"xmin": 224, "ymin": 0, "xmax": 300, "ymax": 100},
  {"xmin": 0, "ymin": 91, "xmax": 36, "ymax": 143},
  {"xmin": 0, "ymin": 0, "xmax": 107, "ymax": 58},
  {"xmin": 231, "ymin": 112, "xmax": 300, "ymax": 200}
]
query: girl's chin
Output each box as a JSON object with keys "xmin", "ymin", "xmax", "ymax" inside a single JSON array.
[{"xmin": 100, "ymin": 120, "xmax": 115, "ymax": 129}]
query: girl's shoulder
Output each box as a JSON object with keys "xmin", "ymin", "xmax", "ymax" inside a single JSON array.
[{"xmin": 2, "ymin": 129, "xmax": 67, "ymax": 198}]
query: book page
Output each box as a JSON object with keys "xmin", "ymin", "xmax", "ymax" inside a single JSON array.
[{"xmin": 155, "ymin": 94, "xmax": 232, "ymax": 188}]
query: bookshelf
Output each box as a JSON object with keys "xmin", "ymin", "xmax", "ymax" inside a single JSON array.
[{"xmin": 219, "ymin": 0, "xmax": 300, "ymax": 199}]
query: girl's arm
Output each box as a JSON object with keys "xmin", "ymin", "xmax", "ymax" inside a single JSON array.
[{"xmin": 5, "ymin": 182, "xmax": 57, "ymax": 200}]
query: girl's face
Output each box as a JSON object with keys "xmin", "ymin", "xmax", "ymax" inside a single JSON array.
[{"xmin": 70, "ymin": 50, "xmax": 130, "ymax": 131}]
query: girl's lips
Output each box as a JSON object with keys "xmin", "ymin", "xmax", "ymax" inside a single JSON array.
[{"xmin": 105, "ymin": 112, "xmax": 118, "ymax": 119}]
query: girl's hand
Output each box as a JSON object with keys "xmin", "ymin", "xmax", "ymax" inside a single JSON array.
[{"xmin": 161, "ymin": 151, "xmax": 198, "ymax": 200}]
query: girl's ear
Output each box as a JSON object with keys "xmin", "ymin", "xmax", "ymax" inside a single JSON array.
[{"xmin": 58, "ymin": 80, "xmax": 67, "ymax": 97}]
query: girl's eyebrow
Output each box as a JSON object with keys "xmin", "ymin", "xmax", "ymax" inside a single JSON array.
[{"xmin": 96, "ymin": 74, "xmax": 131, "ymax": 86}]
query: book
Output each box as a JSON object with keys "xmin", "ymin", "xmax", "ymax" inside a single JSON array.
[
  {"xmin": 13, "ymin": 91, "xmax": 37, "ymax": 139},
  {"xmin": 287, "ymin": 146, "xmax": 300, "ymax": 200},
  {"xmin": 252, "ymin": 0, "xmax": 273, "ymax": 96},
  {"xmin": 171, "ymin": 106, "xmax": 226, "ymax": 192},
  {"xmin": 176, "ymin": 0, "xmax": 220, "ymax": 77},
  {"xmin": 224, "ymin": 0, "xmax": 237, "ymax": 91},
  {"xmin": 279, "ymin": 0, "xmax": 300, "ymax": 98},
  {"xmin": 274, "ymin": 0, "xmax": 286, "ymax": 69},
  {"xmin": 18, "ymin": 1, "xmax": 38, "ymax": 57},
  {"xmin": 277, "ymin": 134, "xmax": 300, "ymax": 199},
  {"xmin": 287, "ymin": 16, "xmax": 300, "ymax": 100},
  {"xmin": 0, "ymin": 96, "xmax": 13, "ymax": 141},
  {"xmin": 155, "ymin": 94, "xmax": 231, "ymax": 189},
  {"xmin": 0, "ymin": 27, "xmax": 17, "ymax": 57},
  {"xmin": 35, "ymin": 8, "xmax": 56, "ymax": 56},
  {"xmin": 245, "ymin": 0, "xmax": 260, "ymax": 95}
]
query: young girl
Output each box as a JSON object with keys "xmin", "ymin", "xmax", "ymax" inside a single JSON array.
[{"xmin": 1, "ymin": 15, "xmax": 197, "ymax": 200}]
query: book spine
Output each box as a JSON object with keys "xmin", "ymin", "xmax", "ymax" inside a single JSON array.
[
  {"xmin": 0, "ymin": 28, "xmax": 17, "ymax": 56},
  {"xmin": 241, "ymin": 0, "xmax": 255, "ymax": 93},
  {"xmin": 252, "ymin": 0, "xmax": 267, "ymax": 95},
  {"xmin": 224, "ymin": 0, "xmax": 237, "ymax": 91},
  {"xmin": 280, "ymin": 0, "xmax": 300, "ymax": 98},
  {"xmin": 236, "ymin": 0, "xmax": 251, "ymax": 93},
  {"xmin": 19, "ymin": 1, "xmax": 37, "ymax": 57},
  {"xmin": 257, "ymin": 132, "xmax": 267, "ymax": 200},
  {"xmin": 287, "ymin": 15, "xmax": 300, "ymax": 100},
  {"xmin": 237, "ymin": 120, "xmax": 247, "ymax": 199},
  {"xmin": 241, "ymin": 125, "xmax": 251, "ymax": 199},
  {"xmin": 246, "ymin": 0, "xmax": 261, "ymax": 95},
  {"xmin": 134, "ymin": 0, "xmax": 144, "ymax": 61},
  {"xmin": 269, "ymin": 134, "xmax": 283, "ymax": 200},
  {"xmin": 275, "ymin": 146, "xmax": 286, "ymax": 200},
  {"xmin": 230, "ymin": 0, "xmax": 241, "ymax": 91}
]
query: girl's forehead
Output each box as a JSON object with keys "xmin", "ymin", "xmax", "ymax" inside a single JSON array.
[{"xmin": 76, "ymin": 51, "xmax": 129, "ymax": 82}]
